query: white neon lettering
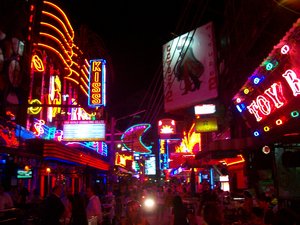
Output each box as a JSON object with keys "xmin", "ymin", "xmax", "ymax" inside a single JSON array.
[
  {"xmin": 282, "ymin": 69, "xmax": 300, "ymax": 96},
  {"xmin": 256, "ymin": 95, "xmax": 271, "ymax": 116},
  {"xmin": 264, "ymin": 82, "xmax": 285, "ymax": 108},
  {"xmin": 247, "ymin": 101, "xmax": 261, "ymax": 121}
]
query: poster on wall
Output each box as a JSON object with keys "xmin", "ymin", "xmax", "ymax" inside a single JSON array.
[{"xmin": 162, "ymin": 22, "xmax": 218, "ymax": 112}]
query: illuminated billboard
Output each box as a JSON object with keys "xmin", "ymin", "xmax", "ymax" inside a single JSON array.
[
  {"xmin": 162, "ymin": 22, "xmax": 218, "ymax": 112},
  {"xmin": 232, "ymin": 18, "xmax": 300, "ymax": 137},
  {"xmin": 158, "ymin": 118, "xmax": 176, "ymax": 139},
  {"xmin": 88, "ymin": 59, "xmax": 106, "ymax": 107},
  {"xmin": 145, "ymin": 154, "xmax": 156, "ymax": 175},
  {"xmin": 195, "ymin": 117, "xmax": 218, "ymax": 133},
  {"xmin": 63, "ymin": 120, "xmax": 105, "ymax": 141}
]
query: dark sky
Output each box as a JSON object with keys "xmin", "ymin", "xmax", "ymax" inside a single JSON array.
[{"xmin": 64, "ymin": 0, "xmax": 185, "ymax": 103}]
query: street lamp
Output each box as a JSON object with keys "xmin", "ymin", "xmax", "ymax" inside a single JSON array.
[{"xmin": 46, "ymin": 167, "xmax": 51, "ymax": 195}]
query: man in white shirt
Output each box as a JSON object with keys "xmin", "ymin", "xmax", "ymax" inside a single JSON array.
[
  {"xmin": 0, "ymin": 185, "xmax": 13, "ymax": 210},
  {"xmin": 86, "ymin": 187, "xmax": 103, "ymax": 225}
]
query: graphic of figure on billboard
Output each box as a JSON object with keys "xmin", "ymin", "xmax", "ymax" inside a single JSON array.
[{"xmin": 174, "ymin": 36, "xmax": 204, "ymax": 95}]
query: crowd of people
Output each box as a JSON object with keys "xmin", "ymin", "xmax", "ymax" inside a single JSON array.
[{"xmin": 1, "ymin": 180, "xmax": 300, "ymax": 225}]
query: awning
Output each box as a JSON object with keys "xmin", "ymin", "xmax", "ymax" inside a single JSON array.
[{"xmin": 26, "ymin": 139, "xmax": 110, "ymax": 171}]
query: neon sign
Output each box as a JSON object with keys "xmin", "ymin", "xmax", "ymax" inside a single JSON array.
[
  {"xmin": 158, "ymin": 119, "xmax": 176, "ymax": 135},
  {"xmin": 32, "ymin": 54, "xmax": 44, "ymax": 72},
  {"xmin": 88, "ymin": 59, "xmax": 106, "ymax": 107},
  {"xmin": 115, "ymin": 152, "xmax": 133, "ymax": 167},
  {"xmin": 233, "ymin": 18, "xmax": 300, "ymax": 136},
  {"xmin": 121, "ymin": 123, "xmax": 152, "ymax": 154},
  {"xmin": 28, "ymin": 99, "xmax": 42, "ymax": 114}
]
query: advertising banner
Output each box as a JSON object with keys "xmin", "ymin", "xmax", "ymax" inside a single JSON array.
[{"xmin": 162, "ymin": 22, "xmax": 218, "ymax": 112}]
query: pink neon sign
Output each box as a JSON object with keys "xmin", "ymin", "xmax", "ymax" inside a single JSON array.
[{"xmin": 233, "ymin": 18, "xmax": 300, "ymax": 135}]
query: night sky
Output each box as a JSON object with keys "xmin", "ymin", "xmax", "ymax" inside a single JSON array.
[{"xmin": 63, "ymin": 0, "xmax": 185, "ymax": 106}]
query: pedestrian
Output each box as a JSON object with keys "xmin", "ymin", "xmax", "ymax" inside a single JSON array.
[
  {"xmin": 86, "ymin": 186, "xmax": 103, "ymax": 225},
  {"xmin": 170, "ymin": 195, "xmax": 189, "ymax": 225},
  {"xmin": 40, "ymin": 184, "xmax": 65, "ymax": 225},
  {"xmin": 120, "ymin": 200, "xmax": 150, "ymax": 225},
  {"xmin": 70, "ymin": 193, "xmax": 88, "ymax": 225}
]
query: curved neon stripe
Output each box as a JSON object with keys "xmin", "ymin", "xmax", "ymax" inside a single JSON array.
[
  {"xmin": 43, "ymin": 1, "xmax": 74, "ymax": 39},
  {"xmin": 80, "ymin": 85, "xmax": 88, "ymax": 96},
  {"xmin": 40, "ymin": 22, "xmax": 73, "ymax": 50},
  {"xmin": 40, "ymin": 32, "xmax": 73, "ymax": 62},
  {"xmin": 64, "ymin": 76, "xmax": 79, "ymax": 84},
  {"xmin": 121, "ymin": 123, "xmax": 152, "ymax": 153},
  {"xmin": 36, "ymin": 43, "xmax": 69, "ymax": 68},
  {"xmin": 41, "ymin": 22, "xmax": 73, "ymax": 51},
  {"xmin": 80, "ymin": 69, "xmax": 89, "ymax": 82},
  {"xmin": 80, "ymin": 77, "xmax": 89, "ymax": 89},
  {"xmin": 42, "ymin": 11, "xmax": 73, "ymax": 42}
]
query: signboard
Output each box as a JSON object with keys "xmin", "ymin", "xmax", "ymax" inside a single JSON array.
[
  {"xmin": 88, "ymin": 59, "xmax": 106, "ymax": 107},
  {"xmin": 159, "ymin": 139, "xmax": 169, "ymax": 170},
  {"xmin": 162, "ymin": 22, "xmax": 218, "ymax": 112},
  {"xmin": 233, "ymin": 18, "xmax": 300, "ymax": 136},
  {"xmin": 195, "ymin": 117, "xmax": 218, "ymax": 133},
  {"xmin": 145, "ymin": 154, "xmax": 156, "ymax": 175},
  {"xmin": 158, "ymin": 118, "xmax": 176, "ymax": 139},
  {"xmin": 63, "ymin": 120, "xmax": 105, "ymax": 141}
]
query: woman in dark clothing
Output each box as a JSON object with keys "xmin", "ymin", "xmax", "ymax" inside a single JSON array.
[
  {"xmin": 171, "ymin": 195, "xmax": 189, "ymax": 225},
  {"xmin": 69, "ymin": 193, "xmax": 88, "ymax": 225}
]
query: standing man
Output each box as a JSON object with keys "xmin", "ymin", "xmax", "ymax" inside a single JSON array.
[
  {"xmin": 86, "ymin": 186, "xmax": 103, "ymax": 225},
  {"xmin": 40, "ymin": 185, "xmax": 65, "ymax": 225}
]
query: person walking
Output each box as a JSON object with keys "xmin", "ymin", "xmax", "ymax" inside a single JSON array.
[{"xmin": 86, "ymin": 186, "xmax": 103, "ymax": 225}]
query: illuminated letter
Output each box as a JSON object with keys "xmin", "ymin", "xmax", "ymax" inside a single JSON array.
[
  {"xmin": 257, "ymin": 95, "xmax": 271, "ymax": 116},
  {"xmin": 264, "ymin": 82, "xmax": 285, "ymax": 108},
  {"xmin": 92, "ymin": 61, "xmax": 101, "ymax": 72},
  {"xmin": 247, "ymin": 101, "xmax": 262, "ymax": 121},
  {"xmin": 282, "ymin": 69, "xmax": 300, "ymax": 96}
]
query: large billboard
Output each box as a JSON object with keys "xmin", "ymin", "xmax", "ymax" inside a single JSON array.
[
  {"xmin": 232, "ymin": 18, "xmax": 300, "ymax": 137},
  {"xmin": 63, "ymin": 120, "xmax": 105, "ymax": 141},
  {"xmin": 162, "ymin": 22, "xmax": 218, "ymax": 112}
]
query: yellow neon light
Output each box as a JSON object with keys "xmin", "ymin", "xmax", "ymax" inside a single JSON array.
[
  {"xmin": 36, "ymin": 43, "xmax": 70, "ymax": 68},
  {"xmin": 40, "ymin": 22, "xmax": 73, "ymax": 51},
  {"xmin": 81, "ymin": 68, "xmax": 89, "ymax": 82},
  {"xmin": 80, "ymin": 85, "xmax": 88, "ymax": 96},
  {"xmin": 43, "ymin": 1, "xmax": 74, "ymax": 39},
  {"xmin": 64, "ymin": 77, "xmax": 79, "ymax": 84},
  {"xmin": 42, "ymin": 11, "xmax": 73, "ymax": 42},
  {"xmin": 32, "ymin": 55, "xmax": 44, "ymax": 72},
  {"xmin": 39, "ymin": 32, "xmax": 73, "ymax": 61},
  {"xmin": 80, "ymin": 77, "xmax": 89, "ymax": 89},
  {"xmin": 28, "ymin": 99, "xmax": 42, "ymax": 114},
  {"xmin": 176, "ymin": 122, "xmax": 200, "ymax": 153},
  {"xmin": 221, "ymin": 154, "xmax": 245, "ymax": 166}
]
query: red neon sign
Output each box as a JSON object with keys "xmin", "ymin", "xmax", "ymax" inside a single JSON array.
[{"xmin": 233, "ymin": 17, "xmax": 300, "ymax": 135}]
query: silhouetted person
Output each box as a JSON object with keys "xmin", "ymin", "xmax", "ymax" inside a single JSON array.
[
  {"xmin": 70, "ymin": 193, "xmax": 88, "ymax": 225},
  {"xmin": 40, "ymin": 185, "xmax": 65, "ymax": 225},
  {"xmin": 171, "ymin": 195, "xmax": 189, "ymax": 225}
]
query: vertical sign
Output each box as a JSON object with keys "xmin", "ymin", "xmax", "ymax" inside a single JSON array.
[
  {"xmin": 88, "ymin": 59, "xmax": 106, "ymax": 107},
  {"xmin": 159, "ymin": 139, "xmax": 169, "ymax": 170}
]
